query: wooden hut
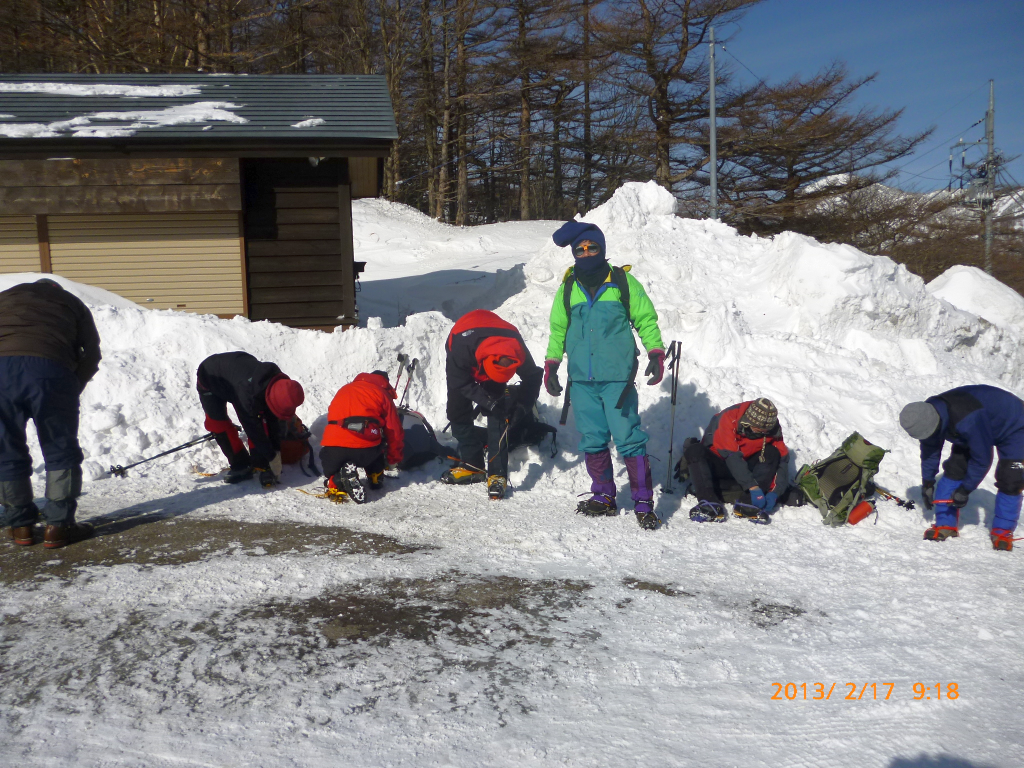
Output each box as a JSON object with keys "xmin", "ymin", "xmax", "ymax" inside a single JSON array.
[{"xmin": 0, "ymin": 74, "xmax": 397, "ymax": 329}]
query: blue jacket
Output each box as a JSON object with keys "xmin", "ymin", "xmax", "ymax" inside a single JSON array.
[{"xmin": 921, "ymin": 385, "xmax": 1024, "ymax": 491}]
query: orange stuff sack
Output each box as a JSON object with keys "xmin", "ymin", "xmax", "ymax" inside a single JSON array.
[{"xmin": 846, "ymin": 500, "xmax": 875, "ymax": 526}]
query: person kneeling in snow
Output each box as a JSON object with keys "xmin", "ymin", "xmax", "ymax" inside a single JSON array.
[
  {"xmin": 676, "ymin": 398, "xmax": 791, "ymax": 524},
  {"xmin": 320, "ymin": 371, "xmax": 404, "ymax": 503},
  {"xmin": 442, "ymin": 309, "xmax": 542, "ymax": 501},
  {"xmin": 0, "ymin": 278, "xmax": 101, "ymax": 549},
  {"xmin": 900, "ymin": 385, "xmax": 1024, "ymax": 552},
  {"xmin": 196, "ymin": 351, "xmax": 304, "ymax": 487},
  {"xmin": 543, "ymin": 221, "xmax": 665, "ymax": 530}
]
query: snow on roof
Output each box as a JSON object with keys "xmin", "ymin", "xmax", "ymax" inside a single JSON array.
[
  {"xmin": 0, "ymin": 82, "xmax": 201, "ymax": 98},
  {"xmin": 0, "ymin": 102, "xmax": 247, "ymax": 139},
  {"xmin": 0, "ymin": 74, "xmax": 397, "ymax": 147}
]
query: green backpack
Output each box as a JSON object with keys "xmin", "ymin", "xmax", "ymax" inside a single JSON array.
[{"xmin": 795, "ymin": 433, "xmax": 888, "ymax": 527}]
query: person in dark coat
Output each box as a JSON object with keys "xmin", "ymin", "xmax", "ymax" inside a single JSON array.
[
  {"xmin": 900, "ymin": 385, "xmax": 1024, "ymax": 551},
  {"xmin": 442, "ymin": 309, "xmax": 542, "ymax": 500},
  {"xmin": 196, "ymin": 351, "xmax": 305, "ymax": 486},
  {"xmin": 0, "ymin": 278, "xmax": 101, "ymax": 548},
  {"xmin": 320, "ymin": 370, "xmax": 404, "ymax": 503},
  {"xmin": 675, "ymin": 398, "xmax": 791, "ymax": 523}
]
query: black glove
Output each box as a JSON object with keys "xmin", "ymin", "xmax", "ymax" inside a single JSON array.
[
  {"xmin": 950, "ymin": 485, "xmax": 970, "ymax": 509},
  {"xmin": 544, "ymin": 360, "xmax": 563, "ymax": 397},
  {"xmin": 673, "ymin": 457, "xmax": 689, "ymax": 483},
  {"xmin": 921, "ymin": 480, "xmax": 935, "ymax": 510}
]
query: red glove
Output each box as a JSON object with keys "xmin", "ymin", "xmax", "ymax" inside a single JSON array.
[
  {"xmin": 544, "ymin": 359, "xmax": 563, "ymax": 397},
  {"xmin": 645, "ymin": 348, "xmax": 666, "ymax": 386}
]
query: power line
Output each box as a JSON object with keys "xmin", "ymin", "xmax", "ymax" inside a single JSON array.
[{"xmin": 718, "ymin": 45, "xmax": 768, "ymax": 88}]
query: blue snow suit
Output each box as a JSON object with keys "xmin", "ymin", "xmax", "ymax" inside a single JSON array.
[{"xmin": 922, "ymin": 385, "xmax": 1024, "ymax": 531}]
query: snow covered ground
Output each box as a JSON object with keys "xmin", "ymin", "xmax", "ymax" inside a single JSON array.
[{"xmin": 2, "ymin": 182, "xmax": 1022, "ymax": 767}]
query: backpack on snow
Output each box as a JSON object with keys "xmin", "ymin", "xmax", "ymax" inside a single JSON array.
[
  {"xmin": 794, "ymin": 432, "xmax": 887, "ymax": 526},
  {"xmin": 248, "ymin": 415, "xmax": 320, "ymax": 476},
  {"xmin": 398, "ymin": 407, "xmax": 447, "ymax": 470}
]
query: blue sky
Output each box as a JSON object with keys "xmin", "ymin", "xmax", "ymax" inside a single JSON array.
[{"xmin": 723, "ymin": 0, "xmax": 1023, "ymax": 192}]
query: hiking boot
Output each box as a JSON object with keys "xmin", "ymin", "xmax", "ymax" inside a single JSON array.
[
  {"xmin": 224, "ymin": 465, "xmax": 253, "ymax": 484},
  {"xmin": 733, "ymin": 502, "xmax": 771, "ymax": 525},
  {"xmin": 635, "ymin": 511, "xmax": 660, "ymax": 530},
  {"xmin": 689, "ymin": 500, "xmax": 727, "ymax": 523},
  {"xmin": 487, "ymin": 475, "xmax": 507, "ymax": 501},
  {"xmin": 368, "ymin": 470, "xmax": 385, "ymax": 490},
  {"xmin": 576, "ymin": 494, "xmax": 617, "ymax": 516},
  {"xmin": 440, "ymin": 465, "xmax": 486, "ymax": 485},
  {"xmin": 337, "ymin": 463, "xmax": 365, "ymax": 504},
  {"xmin": 991, "ymin": 529, "xmax": 1014, "ymax": 552},
  {"xmin": 923, "ymin": 525, "xmax": 959, "ymax": 542},
  {"xmin": 43, "ymin": 522, "xmax": 95, "ymax": 549},
  {"xmin": 323, "ymin": 476, "xmax": 350, "ymax": 503},
  {"xmin": 8, "ymin": 526, "xmax": 36, "ymax": 546}
]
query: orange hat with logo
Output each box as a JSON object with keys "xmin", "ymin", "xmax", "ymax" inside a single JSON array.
[{"xmin": 475, "ymin": 336, "xmax": 524, "ymax": 384}]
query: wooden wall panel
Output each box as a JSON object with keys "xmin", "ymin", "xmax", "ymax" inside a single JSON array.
[
  {"xmin": 348, "ymin": 157, "xmax": 379, "ymax": 198},
  {"xmin": 0, "ymin": 158, "xmax": 241, "ymax": 215},
  {"xmin": 0, "ymin": 184, "xmax": 241, "ymax": 215},
  {"xmin": 0, "ymin": 159, "xmax": 239, "ymax": 188},
  {"xmin": 0, "ymin": 216, "xmax": 41, "ymax": 273},
  {"xmin": 49, "ymin": 213, "xmax": 244, "ymax": 315}
]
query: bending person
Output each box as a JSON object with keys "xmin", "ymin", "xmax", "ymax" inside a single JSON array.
[
  {"xmin": 0, "ymin": 278, "xmax": 100, "ymax": 548},
  {"xmin": 197, "ymin": 351, "xmax": 304, "ymax": 487},
  {"xmin": 442, "ymin": 309, "xmax": 541, "ymax": 500},
  {"xmin": 900, "ymin": 385, "xmax": 1024, "ymax": 551}
]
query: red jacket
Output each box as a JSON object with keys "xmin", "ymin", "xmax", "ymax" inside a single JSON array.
[
  {"xmin": 322, "ymin": 372, "xmax": 404, "ymax": 465},
  {"xmin": 706, "ymin": 401, "xmax": 790, "ymax": 460},
  {"xmin": 702, "ymin": 401, "xmax": 791, "ymax": 493}
]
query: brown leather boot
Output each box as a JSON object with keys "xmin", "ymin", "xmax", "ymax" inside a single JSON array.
[
  {"xmin": 8, "ymin": 526, "xmax": 36, "ymax": 546},
  {"xmin": 43, "ymin": 522, "xmax": 95, "ymax": 549}
]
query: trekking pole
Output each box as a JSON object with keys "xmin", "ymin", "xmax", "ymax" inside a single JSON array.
[
  {"xmin": 398, "ymin": 358, "xmax": 418, "ymax": 409},
  {"xmin": 109, "ymin": 433, "xmax": 217, "ymax": 478},
  {"xmin": 874, "ymin": 484, "xmax": 916, "ymax": 510},
  {"xmin": 393, "ymin": 353, "xmax": 408, "ymax": 390},
  {"xmin": 663, "ymin": 341, "xmax": 682, "ymax": 492}
]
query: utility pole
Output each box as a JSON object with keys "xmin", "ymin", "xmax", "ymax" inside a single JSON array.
[
  {"xmin": 709, "ymin": 26, "xmax": 718, "ymax": 220},
  {"xmin": 983, "ymin": 79, "xmax": 995, "ymax": 275}
]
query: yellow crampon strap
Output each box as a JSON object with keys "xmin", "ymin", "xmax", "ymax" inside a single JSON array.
[{"xmin": 296, "ymin": 487, "xmax": 350, "ymax": 503}]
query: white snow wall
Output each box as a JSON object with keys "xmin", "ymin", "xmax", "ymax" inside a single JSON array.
[{"xmin": 9, "ymin": 181, "xmax": 1023, "ymax": 506}]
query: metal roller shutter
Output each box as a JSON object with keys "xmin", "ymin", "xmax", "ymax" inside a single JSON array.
[
  {"xmin": 48, "ymin": 213, "xmax": 245, "ymax": 315},
  {"xmin": 0, "ymin": 216, "xmax": 41, "ymax": 274}
]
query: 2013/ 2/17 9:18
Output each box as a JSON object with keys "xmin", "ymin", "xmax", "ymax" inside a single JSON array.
[{"xmin": 913, "ymin": 683, "xmax": 959, "ymax": 700}]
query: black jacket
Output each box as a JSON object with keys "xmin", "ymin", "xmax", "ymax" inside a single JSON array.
[
  {"xmin": 445, "ymin": 323, "xmax": 542, "ymax": 421},
  {"xmin": 0, "ymin": 281, "xmax": 101, "ymax": 389},
  {"xmin": 197, "ymin": 352, "xmax": 285, "ymax": 462}
]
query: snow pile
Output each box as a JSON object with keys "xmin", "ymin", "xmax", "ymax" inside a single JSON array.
[
  {"xmin": 8, "ymin": 180, "xmax": 1024, "ymax": 508},
  {"xmin": 0, "ymin": 273, "xmax": 139, "ymax": 309},
  {"xmin": 292, "ymin": 117, "xmax": 326, "ymax": 128},
  {"xmin": 927, "ymin": 264, "xmax": 1024, "ymax": 330},
  {"xmin": 352, "ymin": 197, "xmax": 557, "ymax": 326}
]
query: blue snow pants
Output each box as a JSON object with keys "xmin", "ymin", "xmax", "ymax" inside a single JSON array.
[
  {"xmin": 571, "ymin": 381, "xmax": 648, "ymax": 457},
  {"xmin": 0, "ymin": 356, "xmax": 83, "ymax": 481}
]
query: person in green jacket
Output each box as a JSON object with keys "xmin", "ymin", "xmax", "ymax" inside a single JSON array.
[{"xmin": 544, "ymin": 221, "xmax": 665, "ymax": 530}]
